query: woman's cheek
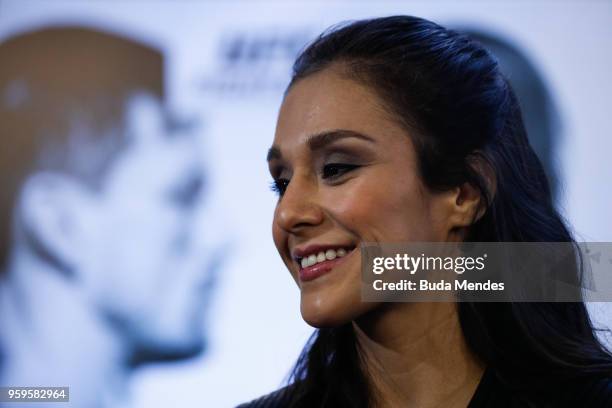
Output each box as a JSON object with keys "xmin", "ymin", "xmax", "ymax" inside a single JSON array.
[
  {"xmin": 328, "ymin": 176, "xmax": 383, "ymax": 217},
  {"xmin": 333, "ymin": 174, "xmax": 433, "ymax": 242}
]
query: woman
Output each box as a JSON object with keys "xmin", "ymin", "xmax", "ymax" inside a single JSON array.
[{"xmin": 240, "ymin": 16, "xmax": 612, "ymax": 407}]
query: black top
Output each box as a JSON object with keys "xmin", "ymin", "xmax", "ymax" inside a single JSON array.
[{"xmin": 237, "ymin": 368, "xmax": 612, "ymax": 407}]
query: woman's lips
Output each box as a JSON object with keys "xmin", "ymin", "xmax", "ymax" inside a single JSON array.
[{"xmin": 298, "ymin": 250, "xmax": 353, "ymax": 282}]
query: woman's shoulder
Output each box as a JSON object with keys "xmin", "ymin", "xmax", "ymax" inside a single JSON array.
[
  {"xmin": 531, "ymin": 374, "xmax": 612, "ymax": 408},
  {"xmin": 235, "ymin": 384, "xmax": 295, "ymax": 408},
  {"xmin": 234, "ymin": 374, "xmax": 612, "ymax": 408},
  {"xmin": 561, "ymin": 374, "xmax": 612, "ymax": 407},
  {"xmin": 471, "ymin": 368, "xmax": 612, "ymax": 408}
]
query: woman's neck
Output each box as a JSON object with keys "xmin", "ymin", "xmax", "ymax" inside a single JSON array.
[{"xmin": 353, "ymin": 302, "xmax": 485, "ymax": 408}]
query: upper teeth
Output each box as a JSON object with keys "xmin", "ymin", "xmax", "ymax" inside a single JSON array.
[{"xmin": 300, "ymin": 248, "xmax": 348, "ymax": 268}]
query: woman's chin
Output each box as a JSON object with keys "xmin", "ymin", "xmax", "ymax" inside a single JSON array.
[
  {"xmin": 301, "ymin": 309, "xmax": 345, "ymax": 328},
  {"xmin": 300, "ymin": 294, "xmax": 378, "ymax": 329}
]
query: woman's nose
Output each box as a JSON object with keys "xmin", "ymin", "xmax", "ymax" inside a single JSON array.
[{"xmin": 274, "ymin": 175, "xmax": 324, "ymax": 233}]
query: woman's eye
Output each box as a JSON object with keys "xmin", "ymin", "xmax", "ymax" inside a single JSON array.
[
  {"xmin": 270, "ymin": 178, "xmax": 289, "ymax": 196},
  {"xmin": 322, "ymin": 163, "xmax": 359, "ymax": 179}
]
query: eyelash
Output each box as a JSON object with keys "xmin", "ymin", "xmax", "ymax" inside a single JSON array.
[
  {"xmin": 270, "ymin": 163, "xmax": 359, "ymax": 196},
  {"xmin": 270, "ymin": 179, "xmax": 289, "ymax": 196}
]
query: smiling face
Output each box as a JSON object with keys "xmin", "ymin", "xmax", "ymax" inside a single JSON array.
[{"xmin": 269, "ymin": 66, "xmax": 458, "ymax": 327}]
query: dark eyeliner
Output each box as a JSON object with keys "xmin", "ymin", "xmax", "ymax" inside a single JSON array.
[{"xmin": 321, "ymin": 163, "xmax": 360, "ymax": 179}]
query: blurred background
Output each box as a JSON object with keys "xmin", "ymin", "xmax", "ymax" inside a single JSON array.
[{"xmin": 0, "ymin": 1, "xmax": 610, "ymax": 407}]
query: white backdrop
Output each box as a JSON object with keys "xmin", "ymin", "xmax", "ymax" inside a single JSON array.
[{"xmin": 1, "ymin": 1, "xmax": 610, "ymax": 407}]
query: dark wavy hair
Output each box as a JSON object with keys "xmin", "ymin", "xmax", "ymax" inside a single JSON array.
[{"xmin": 282, "ymin": 16, "xmax": 612, "ymax": 407}]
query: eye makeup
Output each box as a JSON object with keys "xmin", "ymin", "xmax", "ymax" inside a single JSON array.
[{"xmin": 268, "ymin": 133, "xmax": 378, "ymax": 196}]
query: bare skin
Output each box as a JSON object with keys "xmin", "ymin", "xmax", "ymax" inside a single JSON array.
[
  {"xmin": 354, "ymin": 303, "xmax": 484, "ymax": 408},
  {"xmin": 269, "ymin": 64, "xmax": 485, "ymax": 407}
]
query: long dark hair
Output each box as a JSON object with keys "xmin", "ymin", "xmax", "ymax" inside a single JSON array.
[{"xmin": 283, "ymin": 16, "xmax": 612, "ymax": 407}]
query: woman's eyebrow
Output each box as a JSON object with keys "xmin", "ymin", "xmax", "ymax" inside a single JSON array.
[
  {"xmin": 307, "ymin": 129, "xmax": 376, "ymax": 151},
  {"xmin": 266, "ymin": 129, "xmax": 375, "ymax": 162}
]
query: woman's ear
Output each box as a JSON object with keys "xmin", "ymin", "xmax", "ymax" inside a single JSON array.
[
  {"xmin": 450, "ymin": 182, "xmax": 483, "ymax": 228},
  {"xmin": 447, "ymin": 156, "xmax": 496, "ymax": 233},
  {"xmin": 16, "ymin": 171, "xmax": 96, "ymax": 273}
]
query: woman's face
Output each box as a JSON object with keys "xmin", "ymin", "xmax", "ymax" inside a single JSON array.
[{"xmin": 269, "ymin": 66, "xmax": 457, "ymax": 327}]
